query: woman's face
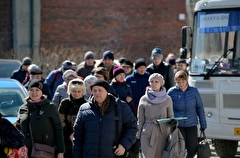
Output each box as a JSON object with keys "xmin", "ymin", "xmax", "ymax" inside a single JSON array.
[
  {"xmin": 29, "ymin": 87, "xmax": 42, "ymax": 101},
  {"xmin": 115, "ymin": 73, "xmax": 125, "ymax": 82},
  {"xmin": 176, "ymin": 78, "xmax": 188, "ymax": 91},
  {"xmin": 71, "ymin": 87, "xmax": 83, "ymax": 99},
  {"xmin": 149, "ymin": 78, "xmax": 161, "ymax": 91},
  {"xmin": 92, "ymin": 86, "xmax": 108, "ymax": 105}
]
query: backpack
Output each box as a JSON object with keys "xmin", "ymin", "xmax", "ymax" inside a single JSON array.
[{"xmin": 163, "ymin": 127, "xmax": 187, "ymax": 158}]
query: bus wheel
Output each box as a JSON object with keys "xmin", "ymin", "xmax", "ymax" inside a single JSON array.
[{"xmin": 214, "ymin": 139, "xmax": 238, "ymax": 158}]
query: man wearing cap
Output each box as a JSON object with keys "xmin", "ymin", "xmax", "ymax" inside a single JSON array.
[
  {"xmin": 73, "ymin": 79, "xmax": 137, "ymax": 158},
  {"xmin": 97, "ymin": 50, "xmax": 115, "ymax": 82},
  {"xmin": 44, "ymin": 60, "xmax": 73, "ymax": 100},
  {"xmin": 24, "ymin": 64, "xmax": 51, "ymax": 99},
  {"xmin": 122, "ymin": 60, "xmax": 134, "ymax": 77},
  {"xmin": 175, "ymin": 58, "xmax": 188, "ymax": 75},
  {"xmin": 146, "ymin": 46, "xmax": 174, "ymax": 90},
  {"xmin": 126, "ymin": 58, "xmax": 150, "ymax": 110},
  {"xmin": 11, "ymin": 56, "xmax": 32, "ymax": 84},
  {"xmin": 77, "ymin": 51, "xmax": 96, "ymax": 79}
]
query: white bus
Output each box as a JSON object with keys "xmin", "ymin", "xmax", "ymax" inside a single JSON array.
[{"xmin": 181, "ymin": 0, "xmax": 240, "ymax": 157}]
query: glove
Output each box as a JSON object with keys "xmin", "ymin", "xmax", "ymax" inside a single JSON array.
[
  {"xmin": 200, "ymin": 128, "xmax": 205, "ymax": 132},
  {"xmin": 168, "ymin": 119, "xmax": 177, "ymax": 126}
]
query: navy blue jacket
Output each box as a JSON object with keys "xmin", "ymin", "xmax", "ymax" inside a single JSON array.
[
  {"xmin": 73, "ymin": 94, "xmax": 137, "ymax": 158},
  {"xmin": 10, "ymin": 66, "xmax": 28, "ymax": 84},
  {"xmin": 126, "ymin": 71, "xmax": 150, "ymax": 108},
  {"xmin": 167, "ymin": 85, "xmax": 207, "ymax": 129}
]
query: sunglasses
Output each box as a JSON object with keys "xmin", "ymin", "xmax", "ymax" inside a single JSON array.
[{"xmin": 72, "ymin": 81, "xmax": 83, "ymax": 85}]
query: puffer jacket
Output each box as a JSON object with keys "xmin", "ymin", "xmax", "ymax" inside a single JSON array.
[
  {"xmin": 17, "ymin": 96, "xmax": 65, "ymax": 157},
  {"xmin": 73, "ymin": 94, "xmax": 138, "ymax": 158},
  {"xmin": 167, "ymin": 85, "xmax": 207, "ymax": 129}
]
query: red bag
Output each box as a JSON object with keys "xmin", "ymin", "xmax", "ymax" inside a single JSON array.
[{"xmin": 5, "ymin": 145, "xmax": 28, "ymax": 158}]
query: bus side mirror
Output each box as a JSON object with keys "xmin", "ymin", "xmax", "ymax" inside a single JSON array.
[
  {"xmin": 182, "ymin": 26, "xmax": 187, "ymax": 48},
  {"xmin": 180, "ymin": 48, "xmax": 187, "ymax": 59}
]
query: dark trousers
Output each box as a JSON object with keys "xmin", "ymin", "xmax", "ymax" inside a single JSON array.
[{"xmin": 178, "ymin": 126, "xmax": 198, "ymax": 158}]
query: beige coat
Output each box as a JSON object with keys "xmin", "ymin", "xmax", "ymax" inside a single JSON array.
[{"xmin": 137, "ymin": 95, "xmax": 174, "ymax": 158}]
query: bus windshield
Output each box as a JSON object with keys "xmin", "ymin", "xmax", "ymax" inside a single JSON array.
[{"xmin": 190, "ymin": 9, "xmax": 240, "ymax": 76}]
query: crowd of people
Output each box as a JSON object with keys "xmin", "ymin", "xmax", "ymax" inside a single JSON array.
[{"xmin": 0, "ymin": 46, "xmax": 207, "ymax": 158}]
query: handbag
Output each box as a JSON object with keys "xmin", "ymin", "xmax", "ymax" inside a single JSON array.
[
  {"xmin": 113, "ymin": 101, "xmax": 139, "ymax": 158},
  {"xmin": 5, "ymin": 145, "xmax": 28, "ymax": 158},
  {"xmin": 31, "ymin": 143, "xmax": 55, "ymax": 158},
  {"xmin": 197, "ymin": 131, "xmax": 211, "ymax": 158},
  {"xmin": 29, "ymin": 121, "xmax": 55, "ymax": 158}
]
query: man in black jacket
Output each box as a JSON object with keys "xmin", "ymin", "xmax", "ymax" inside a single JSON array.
[{"xmin": 146, "ymin": 46, "xmax": 175, "ymax": 90}]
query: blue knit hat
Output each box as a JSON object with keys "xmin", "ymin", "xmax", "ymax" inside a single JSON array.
[{"xmin": 102, "ymin": 50, "xmax": 114, "ymax": 60}]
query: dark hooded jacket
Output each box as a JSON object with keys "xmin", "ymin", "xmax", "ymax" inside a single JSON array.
[
  {"xmin": 17, "ymin": 96, "xmax": 65, "ymax": 157},
  {"xmin": 73, "ymin": 94, "xmax": 138, "ymax": 158}
]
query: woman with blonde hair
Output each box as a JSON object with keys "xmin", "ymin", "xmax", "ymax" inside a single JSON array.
[{"xmin": 58, "ymin": 78, "xmax": 86, "ymax": 158}]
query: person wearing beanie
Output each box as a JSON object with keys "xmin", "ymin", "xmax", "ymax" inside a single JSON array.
[
  {"xmin": 58, "ymin": 78, "xmax": 86, "ymax": 158},
  {"xmin": 45, "ymin": 60, "xmax": 73, "ymax": 100},
  {"xmin": 52, "ymin": 69, "xmax": 78, "ymax": 108},
  {"xmin": 118, "ymin": 57, "xmax": 126, "ymax": 65},
  {"xmin": 168, "ymin": 57, "xmax": 177, "ymax": 70},
  {"xmin": 73, "ymin": 79, "xmax": 137, "ymax": 158},
  {"xmin": 77, "ymin": 51, "xmax": 96, "ymax": 79},
  {"xmin": 18, "ymin": 79, "xmax": 65, "ymax": 158},
  {"xmin": 83, "ymin": 75, "xmax": 97, "ymax": 100},
  {"xmin": 109, "ymin": 66, "xmax": 135, "ymax": 116},
  {"xmin": 11, "ymin": 56, "xmax": 32, "ymax": 85},
  {"xmin": 0, "ymin": 112, "xmax": 26, "ymax": 158},
  {"xmin": 174, "ymin": 58, "xmax": 189, "ymax": 75},
  {"xmin": 126, "ymin": 58, "xmax": 150, "ymax": 110},
  {"xmin": 146, "ymin": 46, "xmax": 174, "ymax": 91},
  {"xmin": 122, "ymin": 60, "xmax": 134, "ymax": 77},
  {"xmin": 137, "ymin": 73, "xmax": 174, "ymax": 158},
  {"xmin": 97, "ymin": 50, "xmax": 115, "ymax": 82},
  {"xmin": 24, "ymin": 64, "xmax": 51, "ymax": 99}
]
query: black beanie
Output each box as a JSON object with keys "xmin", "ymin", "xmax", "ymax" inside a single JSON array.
[
  {"xmin": 28, "ymin": 79, "xmax": 44, "ymax": 91},
  {"xmin": 90, "ymin": 79, "xmax": 109, "ymax": 92},
  {"xmin": 134, "ymin": 58, "xmax": 146, "ymax": 69}
]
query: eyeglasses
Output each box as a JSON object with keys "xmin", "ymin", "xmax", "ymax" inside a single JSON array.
[
  {"xmin": 122, "ymin": 65, "xmax": 131, "ymax": 69},
  {"xmin": 72, "ymin": 81, "xmax": 83, "ymax": 85}
]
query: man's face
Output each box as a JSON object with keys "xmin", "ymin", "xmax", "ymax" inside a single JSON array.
[
  {"xmin": 85, "ymin": 58, "xmax": 95, "ymax": 66},
  {"xmin": 177, "ymin": 63, "xmax": 187, "ymax": 71},
  {"xmin": 152, "ymin": 57, "xmax": 162, "ymax": 66},
  {"xmin": 102, "ymin": 58, "xmax": 113, "ymax": 68},
  {"xmin": 136, "ymin": 66, "xmax": 146, "ymax": 75},
  {"xmin": 92, "ymin": 86, "xmax": 108, "ymax": 105}
]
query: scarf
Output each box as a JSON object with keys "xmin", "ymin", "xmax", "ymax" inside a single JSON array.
[
  {"xmin": 145, "ymin": 87, "xmax": 168, "ymax": 104},
  {"xmin": 96, "ymin": 95, "xmax": 110, "ymax": 117}
]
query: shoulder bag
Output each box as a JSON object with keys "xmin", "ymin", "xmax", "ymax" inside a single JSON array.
[
  {"xmin": 197, "ymin": 131, "xmax": 211, "ymax": 158},
  {"xmin": 28, "ymin": 116, "xmax": 55, "ymax": 158},
  {"xmin": 113, "ymin": 101, "xmax": 139, "ymax": 158}
]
